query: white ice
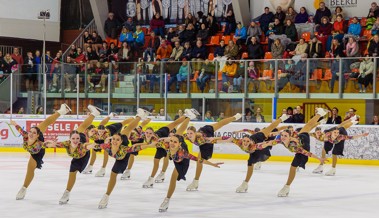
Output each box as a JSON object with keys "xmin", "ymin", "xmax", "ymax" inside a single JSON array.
[{"xmin": 1, "ymin": 153, "xmax": 378, "ymax": 218}]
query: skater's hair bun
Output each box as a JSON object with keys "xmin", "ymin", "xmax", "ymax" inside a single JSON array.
[{"xmin": 97, "ymin": 125, "xmax": 105, "ymax": 130}]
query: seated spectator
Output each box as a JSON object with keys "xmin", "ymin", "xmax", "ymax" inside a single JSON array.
[
  {"xmin": 175, "ymin": 59, "xmax": 190, "ymax": 93},
  {"xmin": 274, "ymin": 6, "xmax": 286, "ymax": 24},
  {"xmin": 83, "ymin": 31, "xmax": 93, "ymax": 51},
  {"xmin": 371, "ymin": 115, "xmax": 379, "ymax": 125},
  {"xmin": 207, "ymin": 15, "xmax": 219, "ymax": 36},
  {"xmin": 173, "ymin": 25, "xmax": 185, "ymax": 43},
  {"xmin": 145, "ymin": 60, "xmax": 160, "ymax": 93},
  {"xmin": 166, "ymin": 60, "xmax": 181, "ymax": 92},
  {"xmin": 17, "ymin": 107, "xmax": 24, "ymax": 114},
  {"xmin": 174, "ymin": 109, "xmax": 184, "ymax": 120},
  {"xmin": 330, "ymin": 55, "xmax": 348, "ymax": 93},
  {"xmin": 247, "ymin": 61, "xmax": 260, "ymax": 93},
  {"xmin": 252, "ymin": 107, "xmax": 265, "ymax": 123},
  {"xmin": 214, "ymin": 39, "xmax": 226, "ymax": 58},
  {"xmin": 68, "ymin": 44, "xmax": 78, "ymax": 58},
  {"xmin": 331, "ymin": 6, "xmax": 344, "ymax": 23},
  {"xmin": 156, "ymin": 40, "xmax": 173, "ymax": 61},
  {"xmin": 232, "ymin": 61, "xmax": 244, "ymax": 92},
  {"xmin": 329, "ymin": 39, "xmax": 344, "ymax": 58},
  {"xmin": 343, "ymin": 17, "xmax": 361, "ymax": 42},
  {"xmin": 292, "ymin": 105, "xmax": 304, "ymax": 123},
  {"xmin": 166, "ymin": 27, "xmax": 178, "ymax": 45},
  {"xmin": 191, "ymin": 40, "xmax": 207, "ymax": 71},
  {"xmin": 134, "ymin": 25, "xmax": 145, "ymax": 57},
  {"xmin": 317, "ymin": 16, "xmax": 332, "ymax": 51},
  {"xmin": 285, "ymin": 19, "xmax": 297, "ymax": 42},
  {"xmin": 245, "ymin": 108, "xmax": 253, "ymax": 122},
  {"xmin": 91, "ymin": 31, "xmax": 103, "ymax": 55},
  {"xmin": 344, "ymin": 108, "xmax": 359, "ymax": 122},
  {"xmin": 277, "ymin": 59, "xmax": 294, "ymax": 92},
  {"xmin": 62, "ymin": 56, "xmax": 78, "ymax": 92},
  {"xmin": 314, "ymin": 2, "xmax": 331, "ymax": 25},
  {"xmin": 170, "ymin": 41, "xmax": 184, "ymax": 61},
  {"xmin": 196, "ymin": 59, "xmax": 215, "ymax": 93},
  {"xmin": 224, "ymin": 40, "xmax": 239, "ymax": 59},
  {"xmin": 196, "ymin": 23, "xmax": 209, "ymax": 44},
  {"xmin": 122, "ymin": 17, "xmax": 135, "ymax": 32},
  {"xmin": 290, "ymin": 54, "xmax": 307, "ymax": 92},
  {"xmin": 85, "ymin": 46, "xmax": 99, "ymax": 64},
  {"xmin": 368, "ymin": 34, "xmax": 379, "ymax": 57},
  {"xmin": 150, "ymin": 12, "xmax": 165, "ymax": 37},
  {"xmin": 233, "ymin": 22, "xmax": 247, "ymax": 45},
  {"xmin": 326, "ymin": 15, "xmax": 345, "ymax": 51},
  {"xmin": 143, "ymin": 32, "xmax": 160, "ymax": 62},
  {"xmin": 104, "ymin": 12, "xmax": 120, "ymax": 39},
  {"xmin": 74, "ymin": 47, "xmax": 87, "ymax": 63},
  {"xmin": 177, "ymin": 42, "xmax": 190, "ymax": 61},
  {"xmin": 258, "ymin": 7, "xmax": 274, "ymax": 33},
  {"xmin": 117, "ymin": 42, "xmax": 132, "ymax": 73},
  {"xmin": 306, "ymin": 37, "xmax": 322, "ymax": 58},
  {"xmin": 216, "ymin": 112, "xmax": 225, "ymax": 121},
  {"xmin": 327, "ymin": 107, "xmax": 342, "ymax": 124},
  {"xmin": 108, "ymin": 43, "xmax": 119, "ymax": 62},
  {"xmin": 247, "ymin": 37, "xmax": 264, "ymax": 59},
  {"xmin": 196, "ymin": 11, "xmax": 207, "ymax": 30},
  {"xmin": 371, "ymin": 16, "xmax": 379, "ymax": 35},
  {"xmin": 268, "ymin": 18, "xmax": 285, "ymax": 51},
  {"xmin": 358, "ymin": 55, "xmax": 374, "ymax": 93},
  {"xmin": 183, "ymin": 23, "xmax": 197, "ymax": 45},
  {"xmin": 99, "ymin": 42, "xmax": 110, "ymax": 62},
  {"xmin": 185, "ymin": 13, "xmax": 197, "ymax": 26},
  {"xmin": 204, "ymin": 110, "xmax": 215, "ymax": 122},
  {"xmin": 285, "ymin": 7, "xmax": 297, "ymax": 23},
  {"xmin": 294, "ymin": 7, "xmax": 309, "ymax": 24},
  {"xmin": 272, "ymin": 18, "xmax": 285, "ymax": 35},
  {"xmin": 224, "ymin": 10, "xmax": 236, "ymax": 35},
  {"xmin": 345, "ymin": 37, "xmax": 360, "ymax": 58},
  {"xmin": 221, "ymin": 58, "xmax": 237, "ymax": 92},
  {"xmin": 290, "ymin": 38, "xmax": 308, "ymax": 61},
  {"xmin": 271, "ymin": 38, "xmax": 284, "ymax": 59},
  {"xmin": 246, "ymin": 21, "xmax": 262, "ymax": 44}
]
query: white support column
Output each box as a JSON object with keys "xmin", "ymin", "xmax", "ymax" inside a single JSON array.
[
  {"xmin": 89, "ymin": 0, "xmax": 109, "ymax": 39},
  {"xmin": 233, "ymin": 0, "xmax": 251, "ymax": 26}
]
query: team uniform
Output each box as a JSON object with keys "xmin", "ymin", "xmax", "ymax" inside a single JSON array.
[{"xmin": 16, "ymin": 125, "xmax": 46, "ymax": 169}]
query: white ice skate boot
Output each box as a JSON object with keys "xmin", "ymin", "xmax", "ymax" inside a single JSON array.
[
  {"xmin": 325, "ymin": 167, "xmax": 336, "ymax": 176},
  {"xmin": 254, "ymin": 162, "xmax": 262, "ymax": 170},
  {"xmin": 88, "ymin": 104, "xmax": 102, "ymax": 116},
  {"xmin": 236, "ymin": 181, "xmax": 248, "ymax": 193},
  {"xmin": 82, "ymin": 165, "xmax": 93, "ymax": 174},
  {"xmin": 279, "ymin": 114, "xmax": 290, "ymax": 122},
  {"xmin": 98, "ymin": 194, "xmax": 109, "ymax": 209},
  {"xmin": 108, "ymin": 112, "xmax": 117, "ymax": 118},
  {"xmin": 312, "ymin": 164, "xmax": 324, "ymax": 174},
  {"xmin": 186, "ymin": 179, "xmax": 199, "ymax": 191},
  {"xmin": 136, "ymin": 108, "xmax": 150, "ymax": 120},
  {"xmin": 190, "ymin": 108, "xmax": 200, "ymax": 116},
  {"xmin": 95, "ymin": 168, "xmax": 106, "ymax": 177},
  {"xmin": 159, "ymin": 198, "xmax": 170, "ymax": 212},
  {"xmin": 316, "ymin": 108, "xmax": 329, "ymax": 117},
  {"xmin": 121, "ymin": 169, "xmax": 130, "ymax": 180},
  {"xmin": 233, "ymin": 113, "xmax": 242, "ymax": 121},
  {"xmin": 277, "ymin": 185, "xmax": 290, "ymax": 197},
  {"xmin": 59, "ymin": 190, "xmax": 70, "ymax": 204},
  {"xmin": 57, "ymin": 103, "xmax": 72, "ymax": 115},
  {"xmin": 184, "ymin": 109, "xmax": 197, "ymax": 120},
  {"xmin": 142, "ymin": 177, "xmax": 154, "ymax": 188},
  {"xmin": 16, "ymin": 186, "xmax": 27, "ymax": 200},
  {"xmin": 155, "ymin": 172, "xmax": 165, "ymax": 183}
]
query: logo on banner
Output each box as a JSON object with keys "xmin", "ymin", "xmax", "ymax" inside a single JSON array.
[
  {"xmin": 329, "ymin": 0, "xmax": 357, "ymax": 7},
  {"xmin": 26, "ymin": 120, "xmax": 82, "ymax": 141}
]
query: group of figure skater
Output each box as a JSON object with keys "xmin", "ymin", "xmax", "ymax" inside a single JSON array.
[{"xmin": 11, "ymin": 104, "xmax": 369, "ymax": 212}]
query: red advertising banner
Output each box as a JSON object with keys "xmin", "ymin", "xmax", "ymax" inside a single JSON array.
[{"xmin": 26, "ymin": 120, "xmax": 83, "ymax": 141}]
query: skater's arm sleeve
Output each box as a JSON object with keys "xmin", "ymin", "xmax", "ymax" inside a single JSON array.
[
  {"xmin": 184, "ymin": 152, "xmax": 198, "ymax": 161},
  {"xmin": 55, "ymin": 140, "xmax": 70, "ymax": 148},
  {"xmin": 295, "ymin": 147, "xmax": 313, "ymax": 157},
  {"xmin": 15, "ymin": 125, "xmax": 27, "ymax": 136}
]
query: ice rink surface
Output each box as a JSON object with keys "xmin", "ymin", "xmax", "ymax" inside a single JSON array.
[{"xmin": 1, "ymin": 153, "xmax": 378, "ymax": 218}]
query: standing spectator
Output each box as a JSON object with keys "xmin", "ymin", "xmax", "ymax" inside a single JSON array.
[
  {"xmin": 246, "ymin": 21, "xmax": 262, "ymax": 44},
  {"xmin": 344, "ymin": 108, "xmax": 359, "ymax": 123},
  {"xmin": 224, "ymin": 10, "xmax": 236, "ymax": 35},
  {"xmin": 368, "ymin": 34, "xmax": 379, "ymax": 57},
  {"xmin": 368, "ymin": 2, "xmax": 379, "ymax": 18},
  {"xmin": 292, "ymin": 105, "xmax": 305, "ymax": 123},
  {"xmin": 258, "ymin": 7, "xmax": 274, "ymax": 33},
  {"xmin": 174, "ymin": 109, "xmax": 184, "ymax": 120},
  {"xmin": 150, "ymin": 12, "xmax": 165, "ymax": 37},
  {"xmin": 134, "ymin": 25, "xmax": 145, "ymax": 56},
  {"xmin": 104, "ymin": 12, "xmax": 120, "ymax": 39},
  {"xmin": 1, "ymin": 53, "xmax": 17, "ymax": 74},
  {"xmin": 247, "ymin": 37, "xmax": 264, "ymax": 59},
  {"xmin": 169, "ymin": 41, "xmax": 184, "ymax": 61},
  {"xmin": 233, "ymin": 22, "xmax": 247, "ymax": 46},
  {"xmin": 143, "ymin": 32, "xmax": 160, "ymax": 62},
  {"xmin": 216, "ymin": 112, "xmax": 225, "ymax": 122},
  {"xmin": 284, "ymin": 19, "xmax": 297, "ymax": 42},
  {"xmin": 314, "ymin": 2, "xmax": 331, "ymax": 25},
  {"xmin": 371, "ymin": 115, "xmax": 379, "ymax": 125},
  {"xmin": 11, "ymin": 47, "xmax": 23, "ymax": 65},
  {"xmin": 123, "ymin": 17, "xmax": 136, "ymax": 33},
  {"xmin": 274, "ymin": 6, "xmax": 286, "ymax": 24},
  {"xmin": 358, "ymin": 55, "xmax": 374, "ymax": 93},
  {"xmin": 24, "ymin": 52, "xmax": 35, "ymax": 91},
  {"xmin": 34, "ymin": 50, "xmax": 41, "ymax": 74},
  {"xmin": 294, "ymin": 7, "xmax": 309, "ymax": 24},
  {"xmin": 327, "ymin": 107, "xmax": 342, "ymax": 124},
  {"xmin": 285, "ymin": 7, "xmax": 297, "ymax": 23},
  {"xmin": 191, "ymin": 40, "xmax": 207, "ymax": 71},
  {"xmin": 204, "ymin": 110, "xmax": 215, "ymax": 122},
  {"xmin": 251, "ymin": 107, "xmax": 265, "ymax": 123}
]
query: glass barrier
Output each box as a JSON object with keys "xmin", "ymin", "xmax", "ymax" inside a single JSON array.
[
  {"xmin": 243, "ymin": 98, "xmax": 273, "ymax": 123},
  {"xmin": 254, "ymin": 59, "xmax": 276, "ymax": 94},
  {"xmin": 167, "ymin": 98, "xmax": 192, "ymax": 121},
  {"xmin": 138, "ymin": 60, "xmax": 162, "ymax": 94}
]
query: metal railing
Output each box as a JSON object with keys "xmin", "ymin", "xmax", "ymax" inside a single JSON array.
[{"xmin": 0, "ymin": 45, "xmax": 23, "ymax": 56}]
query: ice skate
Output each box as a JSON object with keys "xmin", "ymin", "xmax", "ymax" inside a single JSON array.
[
  {"xmin": 184, "ymin": 109, "xmax": 197, "ymax": 120},
  {"xmin": 155, "ymin": 172, "xmax": 165, "ymax": 183},
  {"xmin": 277, "ymin": 185, "xmax": 290, "ymax": 197},
  {"xmin": 136, "ymin": 108, "xmax": 150, "ymax": 120},
  {"xmin": 325, "ymin": 167, "xmax": 336, "ymax": 176},
  {"xmin": 236, "ymin": 181, "xmax": 248, "ymax": 193},
  {"xmin": 16, "ymin": 186, "xmax": 27, "ymax": 200},
  {"xmin": 254, "ymin": 162, "xmax": 262, "ymax": 170},
  {"xmin": 316, "ymin": 108, "xmax": 329, "ymax": 117},
  {"xmin": 95, "ymin": 168, "xmax": 106, "ymax": 177},
  {"xmin": 159, "ymin": 198, "xmax": 170, "ymax": 212},
  {"xmin": 312, "ymin": 164, "xmax": 324, "ymax": 174},
  {"xmin": 121, "ymin": 169, "xmax": 130, "ymax": 180},
  {"xmin": 88, "ymin": 104, "xmax": 102, "ymax": 116},
  {"xmin": 98, "ymin": 194, "xmax": 109, "ymax": 209},
  {"xmin": 82, "ymin": 165, "xmax": 93, "ymax": 174},
  {"xmin": 279, "ymin": 114, "xmax": 290, "ymax": 122},
  {"xmin": 186, "ymin": 179, "xmax": 199, "ymax": 191},
  {"xmin": 142, "ymin": 177, "xmax": 154, "ymax": 188},
  {"xmin": 57, "ymin": 103, "xmax": 72, "ymax": 115},
  {"xmin": 233, "ymin": 113, "xmax": 242, "ymax": 121},
  {"xmin": 59, "ymin": 190, "xmax": 70, "ymax": 204}
]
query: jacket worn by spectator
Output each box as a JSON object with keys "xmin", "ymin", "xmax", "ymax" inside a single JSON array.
[
  {"xmin": 224, "ymin": 44, "xmax": 239, "ymax": 59},
  {"xmin": 104, "ymin": 18, "xmax": 121, "ymax": 39},
  {"xmin": 248, "ymin": 43, "xmax": 264, "ymax": 59},
  {"xmin": 170, "ymin": 46, "xmax": 184, "ymax": 61},
  {"xmin": 314, "ymin": 7, "xmax": 332, "ymax": 25},
  {"xmin": 191, "ymin": 46, "xmax": 207, "ymax": 59}
]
